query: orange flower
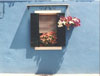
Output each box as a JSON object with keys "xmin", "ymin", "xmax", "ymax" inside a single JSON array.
[{"xmin": 40, "ymin": 31, "xmax": 57, "ymax": 46}]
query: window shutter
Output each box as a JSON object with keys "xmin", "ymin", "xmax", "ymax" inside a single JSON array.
[
  {"xmin": 57, "ymin": 13, "xmax": 66, "ymax": 46},
  {"xmin": 30, "ymin": 13, "xmax": 39, "ymax": 47}
]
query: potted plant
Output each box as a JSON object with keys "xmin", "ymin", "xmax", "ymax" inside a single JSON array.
[{"xmin": 58, "ymin": 16, "xmax": 80, "ymax": 30}]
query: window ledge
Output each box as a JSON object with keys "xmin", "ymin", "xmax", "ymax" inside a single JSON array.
[{"xmin": 35, "ymin": 47, "xmax": 62, "ymax": 50}]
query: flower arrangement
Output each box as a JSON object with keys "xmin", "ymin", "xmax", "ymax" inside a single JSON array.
[
  {"xmin": 58, "ymin": 16, "xmax": 80, "ymax": 30},
  {"xmin": 40, "ymin": 31, "xmax": 57, "ymax": 46}
]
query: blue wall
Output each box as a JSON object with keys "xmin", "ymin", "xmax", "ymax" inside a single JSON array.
[{"xmin": 0, "ymin": 1, "xmax": 99, "ymax": 74}]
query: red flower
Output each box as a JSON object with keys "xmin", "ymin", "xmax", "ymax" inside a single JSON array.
[
  {"xmin": 58, "ymin": 16, "xmax": 81, "ymax": 30},
  {"xmin": 66, "ymin": 16, "xmax": 72, "ymax": 22},
  {"xmin": 72, "ymin": 17, "xmax": 80, "ymax": 27},
  {"xmin": 60, "ymin": 16, "xmax": 65, "ymax": 21},
  {"xmin": 40, "ymin": 31, "xmax": 57, "ymax": 46}
]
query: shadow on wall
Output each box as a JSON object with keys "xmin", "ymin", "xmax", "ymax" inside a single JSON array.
[
  {"xmin": 0, "ymin": 0, "xmax": 95, "ymax": 19},
  {"xmin": 7, "ymin": 2, "xmax": 15, "ymax": 7},
  {"xmin": 0, "ymin": 2, "xmax": 20, "ymax": 19},
  {"xmin": 10, "ymin": 8, "xmax": 74, "ymax": 74},
  {"xmin": 0, "ymin": 3, "xmax": 5, "ymax": 19}
]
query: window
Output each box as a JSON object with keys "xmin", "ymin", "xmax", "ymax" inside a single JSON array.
[{"xmin": 31, "ymin": 10, "xmax": 66, "ymax": 50}]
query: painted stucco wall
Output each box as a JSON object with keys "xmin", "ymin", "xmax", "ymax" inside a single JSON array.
[{"xmin": 0, "ymin": 1, "xmax": 99, "ymax": 74}]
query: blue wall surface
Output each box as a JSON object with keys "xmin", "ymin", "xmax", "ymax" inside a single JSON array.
[{"xmin": 0, "ymin": 1, "xmax": 99, "ymax": 74}]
